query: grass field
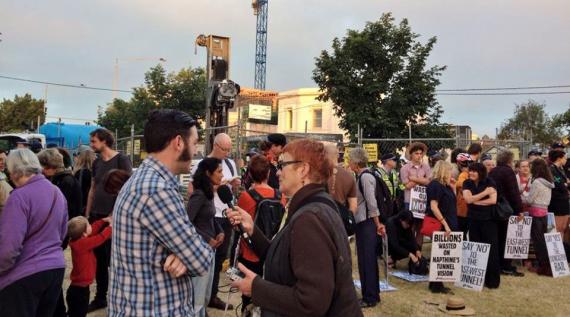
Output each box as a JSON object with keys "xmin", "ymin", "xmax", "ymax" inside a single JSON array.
[{"xmin": 79, "ymin": 240, "xmax": 570, "ymax": 317}]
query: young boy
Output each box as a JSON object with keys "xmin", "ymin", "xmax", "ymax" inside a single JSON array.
[{"xmin": 67, "ymin": 216, "xmax": 112, "ymax": 317}]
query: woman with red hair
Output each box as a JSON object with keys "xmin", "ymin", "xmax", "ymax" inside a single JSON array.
[{"xmin": 228, "ymin": 139, "xmax": 362, "ymax": 317}]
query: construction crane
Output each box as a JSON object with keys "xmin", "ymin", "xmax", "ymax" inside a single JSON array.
[{"xmin": 252, "ymin": 0, "xmax": 268, "ymax": 90}]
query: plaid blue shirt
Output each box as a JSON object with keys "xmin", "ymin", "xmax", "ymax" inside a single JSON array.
[{"xmin": 109, "ymin": 156, "xmax": 213, "ymax": 316}]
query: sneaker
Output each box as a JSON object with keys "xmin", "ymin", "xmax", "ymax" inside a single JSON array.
[
  {"xmin": 87, "ymin": 299, "xmax": 107, "ymax": 312},
  {"xmin": 208, "ymin": 296, "xmax": 233, "ymax": 310},
  {"xmin": 358, "ymin": 300, "xmax": 377, "ymax": 308}
]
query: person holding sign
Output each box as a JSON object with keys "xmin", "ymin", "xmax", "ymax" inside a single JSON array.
[
  {"xmin": 425, "ymin": 161, "xmax": 458, "ymax": 293},
  {"xmin": 523, "ymin": 159, "xmax": 555, "ymax": 276},
  {"xmin": 462, "ymin": 163, "xmax": 501, "ymax": 288},
  {"xmin": 548, "ymin": 150, "xmax": 570, "ymax": 243},
  {"xmin": 489, "ymin": 149, "xmax": 525, "ymax": 277},
  {"xmin": 400, "ymin": 142, "xmax": 432, "ymax": 248}
]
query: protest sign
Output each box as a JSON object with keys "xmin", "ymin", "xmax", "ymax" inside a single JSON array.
[
  {"xmin": 545, "ymin": 232, "xmax": 570, "ymax": 278},
  {"xmin": 504, "ymin": 216, "xmax": 532, "ymax": 259},
  {"xmin": 455, "ymin": 241, "xmax": 490, "ymax": 291},
  {"xmin": 547, "ymin": 212, "xmax": 556, "ymax": 233},
  {"xmin": 410, "ymin": 185, "xmax": 427, "ymax": 219},
  {"xmin": 353, "ymin": 280, "xmax": 398, "ymax": 292},
  {"xmin": 390, "ymin": 271, "xmax": 430, "ymax": 282},
  {"xmin": 429, "ymin": 232, "xmax": 463, "ymax": 282}
]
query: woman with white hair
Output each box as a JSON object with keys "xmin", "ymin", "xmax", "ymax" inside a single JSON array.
[
  {"xmin": 0, "ymin": 149, "xmax": 68, "ymax": 317},
  {"xmin": 38, "ymin": 148, "xmax": 83, "ymax": 220}
]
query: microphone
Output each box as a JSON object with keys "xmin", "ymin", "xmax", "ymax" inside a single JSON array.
[{"xmin": 217, "ymin": 185, "xmax": 253, "ymax": 246}]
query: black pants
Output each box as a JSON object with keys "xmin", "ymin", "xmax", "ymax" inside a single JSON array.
[
  {"xmin": 497, "ymin": 218, "xmax": 514, "ymax": 271},
  {"xmin": 66, "ymin": 285, "xmax": 90, "ymax": 317},
  {"xmin": 90, "ymin": 216, "xmax": 111, "ymax": 303},
  {"xmin": 458, "ymin": 216, "xmax": 470, "ymax": 240},
  {"xmin": 469, "ymin": 218, "xmax": 501, "ymax": 288},
  {"xmin": 238, "ymin": 257, "xmax": 264, "ymax": 311},
  {"xmin": 531, "ymin": 216, "xmax": 549, "ymax": 270},
  {"xmin": 355, "ymin": 218, "xmax": 380, "ymax": 304},
  {"xmin": 52, "ymin": 291, "xmax": 66, "ymax": 317},
  {"xmin": 210, "ymin": 217, "xmax": 233, "ymax": 300},
  {"xmin": 0, "ymin": 268, "xmax": 64, "ymax": 317}
]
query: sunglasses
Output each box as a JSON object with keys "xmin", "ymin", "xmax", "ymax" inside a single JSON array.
[{"xmin": 276, "ymin": 160, "xmax": 302, "ymax": 170}]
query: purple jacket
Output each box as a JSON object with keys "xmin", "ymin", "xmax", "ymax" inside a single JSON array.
[{"xmin": 0, "ymin": 174, "xmax": 68, "ymax": 290}]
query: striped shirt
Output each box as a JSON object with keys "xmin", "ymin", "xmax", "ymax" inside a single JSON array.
[{"xmin": 109, "ymin": 156, "xmax": 213, "ymax": 316}]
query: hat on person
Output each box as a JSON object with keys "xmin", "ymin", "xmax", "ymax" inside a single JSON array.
[
  {"xmin": 527, "ymin": 149, "xmax": 542, "ymax": 157},
  {"xmin": 16, "ymin": 141, "xmax": 30, "ymax": 146},
  {"xmin": 267, "ymin": 133, "xmax": 287, "ymax": 147},
  {"xmin": 30, "ymin": 141, "xmax": 43, "ymax": 153},
  {"xmin": 381, "ymin": 153, "xmax": 398, "ymax": 163},
  {"xmin": 456, "ymin": 153, "xmax": 472, "ymax": 163},
  {"xmin": 551, "ymin": 142, "xmax": 565, "ymax": 150},
  {"xmin": 481, "ymin": 154, "xmax": 493, "ymax": 162},
  {"xmin": 438, "ymin": 296, "xmax": 476, "ymax": 316}
]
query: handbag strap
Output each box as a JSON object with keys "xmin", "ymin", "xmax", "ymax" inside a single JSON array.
[{"xmin": 24, "ymin": 186, "xmax": 58, "ymax": 243}]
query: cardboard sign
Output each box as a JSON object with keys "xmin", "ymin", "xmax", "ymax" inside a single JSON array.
[
  {"xmin": 363, "ymin": 143, "xmax": 378, "ymax": 162},
  {"xmin": 545, "ymin": 232, "xmax": 570, "ymax": 278},
  {"xmin": 504, "ymin": 216, "xmax": 532, "ymax": 259},
  {"xmin": 429, "ymin": 232, "xmax": 463, "ymax": 282},
  {"xmin": 390, "ymin": 271, "xmax": 430, "ymax": 282},
  {"xmin": 410, "ymin": 185, "xmax": 427, "ymax": 219},
  {"xmin": 455, "ymin": 241, "xmax": 490, "ymax": 291}
]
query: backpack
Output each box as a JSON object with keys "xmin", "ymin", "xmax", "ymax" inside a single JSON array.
[
  {"xmin": 248, "ymin": 189, "xmax": 286, "ymax": 240},
  {"xmin": 357, "ymin": 169, "xmax": 394, "ymax": 222}
]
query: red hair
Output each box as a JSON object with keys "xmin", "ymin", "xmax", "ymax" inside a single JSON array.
[{"xmin": 282, "ymin": 139, "xmax": 332, "ymax": 184}]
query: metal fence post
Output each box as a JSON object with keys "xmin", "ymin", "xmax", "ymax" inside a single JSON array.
[
  {"xmin": 115, "ymin": 129, "xmax": 119, "ymax": 150},
  {"xmin": 130, "ymin": 124, "xmax": 135, "ymax": 164}
]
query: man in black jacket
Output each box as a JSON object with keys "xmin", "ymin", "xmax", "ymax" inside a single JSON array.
[
  {"xmin": 386, "ymin": 211, "xmax": 422, "ymax": 266},
  {"xmin": 489, "ymin": 149, "xmax": 524, "ymax": 277}
]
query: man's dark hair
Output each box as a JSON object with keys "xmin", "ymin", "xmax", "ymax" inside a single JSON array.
[
  {"xmin": 549, "ymin": 149, "xmax": 566, "ymax": 163},
  {"xmin": 144, "ymin": 109, "xmax": 197, "ymax": 153},
  {"xmin": 468, "ymin": 162, "xmax": 487, "ymax": 181},
  {"xmin": 450, "ymin": 148, "xmax": 463, "ymax": 164},
  {"xmin": 467, "ymin": 143, "xmax": 482, "ymax": 155},
  {"xmin": 408, "ymin": 142, "xmax": 427, "ymax": 155},
  {"xmin": 397, "ymin": 210, "xmax": 414, "ymax": 225},
  {"xmin": 90, "ymin": 128, "xmax": 115, "ymax": 148}
]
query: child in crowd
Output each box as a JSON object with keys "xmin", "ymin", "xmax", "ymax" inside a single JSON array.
[{"xmin": 66, "ymin": 216, "xmax": 112, "ymax": 317}]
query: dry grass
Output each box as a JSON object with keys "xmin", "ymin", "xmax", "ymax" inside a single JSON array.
[{"xmin": 78, "ymin": 240, "xmax": 570, "ymax": 317}]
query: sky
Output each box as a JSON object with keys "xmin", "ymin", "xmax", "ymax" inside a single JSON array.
[{"xmin": 1, "ymin": 0, "xmax": 569, "ymax": 137}]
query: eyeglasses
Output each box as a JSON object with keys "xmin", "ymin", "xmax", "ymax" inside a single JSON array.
[
  {"xmin": 215, "ymin": 143, "xmax": 231, "ymax": 153},
  {"xmin": 277, "ymin": 160, "xmax": 302, "ymax": 170}
]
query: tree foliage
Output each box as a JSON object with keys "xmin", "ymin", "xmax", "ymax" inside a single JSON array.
[
  {"xmin": 313, "ymin": 13, "xmax": 451, "ymax": 146},
  {"xmin": 98, "ymin": 64, "xmax": 207, "ymax": 137},
  {"xmin": 552, "ymin": 104, "xmax": 570, "ymax": 137},
  {"xmin": 497, "ymin": 100, "xmax": 561, "ymax": 146},
  {"xmin": 0, "ymin": 94, "xmax": 45, "ymax": 132}
]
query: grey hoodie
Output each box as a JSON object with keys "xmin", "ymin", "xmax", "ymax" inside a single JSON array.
[{"xmin": 522, "ymin": 177, "xmax": 555, "ymax": 209}]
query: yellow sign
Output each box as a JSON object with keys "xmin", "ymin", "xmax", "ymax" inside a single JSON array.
[
  {"xmin": 363, "ymin": 143, "xmax": 378, "ymax": 162},
  {"xmin": 134, "ymin": 139, "xmax": 141, "ymax": 155},
  {"xmin": 343, "ymin": 147, "xmax": 353, "ymax": 166}
]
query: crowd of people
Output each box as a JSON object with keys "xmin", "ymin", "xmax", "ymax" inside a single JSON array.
[{"xmin": 1, "ymin": 109, "xmax": 570, "ymax": 317}]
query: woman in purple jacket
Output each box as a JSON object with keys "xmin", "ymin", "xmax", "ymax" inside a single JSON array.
[{"xmin": 0, "ymin": 149, "xmax": 68, "ymax": 317}]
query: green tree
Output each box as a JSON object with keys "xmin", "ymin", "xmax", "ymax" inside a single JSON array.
[
  {"xmin": 497, "ymin": 100, "xmax": 561, "ymax": 146},
  {"xmin": 98, "ymin": 65, "xmax": 207, "ymax": 137},
  {"xmin": 313, "ymin": 13, "xmax": 451, "ymax": 149},
  {"xmin": 0, "ymin": 94, "xmax": 45, "ymax": 132},
  {"xmin": 552, "ymin": 105, "xmax": 570, "ymax": 137}
]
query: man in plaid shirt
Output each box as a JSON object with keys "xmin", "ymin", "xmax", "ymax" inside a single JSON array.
[{"xmin": 109, "ymin": 110, "xmax": 214, "ymax": 316}]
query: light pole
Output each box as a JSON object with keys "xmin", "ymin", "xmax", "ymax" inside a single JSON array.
[{"xmin": 112, "ymin": 57, "xmax": 167, "ymax": 100}]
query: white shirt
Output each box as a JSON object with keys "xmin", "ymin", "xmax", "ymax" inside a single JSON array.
[{"xmin": 191, "ymin": 158, "xmax": 237, "ymax": 218}]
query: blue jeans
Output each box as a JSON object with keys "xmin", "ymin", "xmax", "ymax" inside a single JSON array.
[{"xmin": 191, "ymin": 252, "xmax": 216, "ymax": 317}]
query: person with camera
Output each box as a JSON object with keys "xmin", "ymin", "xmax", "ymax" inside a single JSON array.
[{"xmin": 227, "ymin": 139, "xmax": 362, "ymax": 317}]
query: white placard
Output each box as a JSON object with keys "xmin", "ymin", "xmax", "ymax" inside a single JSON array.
[
  {"xmin": 455, "ymin": 241, "xmax": 490, "ymax": 291},
  {"xmin": 504, "ymin": 216, "xmax": 532, "ymax": 259},
  {"xmin": 410, "ymin": 185, "xmax": 427, "ymax": 219},
  {"xmin": 429, "ymin": 232, "xmax": 463, "ymax": 282},
  {"xmin": 545, "ymin": 232, "xmax": 570, "ymax": 278},
  {"xmin": 248, "ymin": 104, "xmax": 272, "ymax": 121}
]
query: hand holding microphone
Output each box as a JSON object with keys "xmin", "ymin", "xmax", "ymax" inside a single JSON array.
[{"xmin": 217, "ymin": 186, "xmax": 254, "ymax": 245}]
